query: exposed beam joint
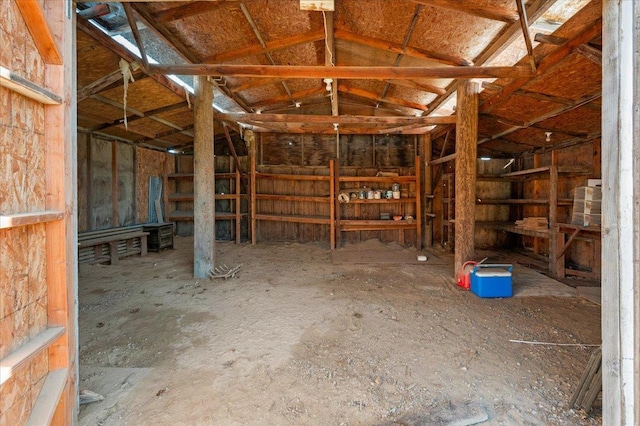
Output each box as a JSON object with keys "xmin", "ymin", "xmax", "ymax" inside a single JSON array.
[
  {"xmin": 515, "ymin": 0, "xmax": 537, "ymax": 72},
  {"xmin": 14, "ymin": 0, "xmax": 62, "ymax": 64}
]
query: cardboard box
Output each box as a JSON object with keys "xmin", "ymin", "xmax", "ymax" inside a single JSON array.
[{"xmin": 470, "ymin": 264, "xmax": 513, "ymax": 298}]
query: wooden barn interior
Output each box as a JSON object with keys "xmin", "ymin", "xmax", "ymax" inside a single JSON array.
[{"xmin": 1, "ymin": 0, "xmax": 638, "ymax": 424}]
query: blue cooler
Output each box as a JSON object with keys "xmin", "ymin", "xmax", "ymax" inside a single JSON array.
[{"xmin": 470, "ymin": 264, "xmax": 513, "ymax": 298}]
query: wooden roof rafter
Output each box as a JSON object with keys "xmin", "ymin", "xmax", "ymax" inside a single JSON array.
[
  {"xmin": 250, "ymin": 87, "xmax": 326, "ymax": 110},
  {"xmin": 128, "ymin": 2, "xmax": 251, "ymax": 112},
  {"xmin": 334, "ymin": 29, "xmax": 473, "ymax": 67},
  {"xmin": 133, "ymin": 124, "xmax": 195, "ymax": 146},
  {"xmin": 77, "ymin": 63, "xmax": 144, "ymax": 102},
  {"xmin": 238, "ymin": 3, "xmax": 295, "ymax": 107},
  {"xmin": 410, "ymin": 0, "xmax": 519, "ymax": 23},
  {"xmin": 515, "ymin": 0, "xmax": 537, "ymax": 72},
  {"xmin": 324, "ymin": 10, "xmax": 338, "ymax": 116},
  {"xmin": 481, "ymin": 17, "xmax": 603, "ymax": 113},
  {"xmin": 153, "ymin": 1, "xmax": 242, "ymax": 23},
  {"xmin": 90, "ymin": 100, "xmax": 190, "ymax": 132},
  {"xmin": 377, "ymin": 4, "xmax": 423, "ymax": 106},
  {"xmin": 424, "ymin": 0, "xmax": 558, "ymax": 116},
  {"xmin": 90, "ymin": 94, "xmax": 194, "ymax": 137},
  {"xmin": 385, "ymin": 79, "xmax": 446, "ymax": 96},
  {"xmin": 339, "ymin": 84, "xmax": 428, "ymax": 112},
  {"xmin": 218, "ymin": 112, "xmax": 456, "ymax": 126}
]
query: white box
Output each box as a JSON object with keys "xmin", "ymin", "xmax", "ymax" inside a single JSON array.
[{"xmin": 587, "ymin": 179, "xmax": 602, "ymax": 187}]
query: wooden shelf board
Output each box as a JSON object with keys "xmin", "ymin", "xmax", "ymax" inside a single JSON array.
[
  {"xmin": 339, "ymin": 175, "xmax": 416, "ymax": 183},
  {"xmin": 340, "ymin": 219, "xmax": 417, "ymax": 231},
  {"xmin": 0, "ymin": 327, "xmax": 65, "ymax": 385},
  {"xmin": 256, "ymin": 172, "xmax": 330, "ymax": 182},
  {"xmin": 476, "ymin": 221, "xmax": 549, "ymax": 238},
  {"xmin": 476, "ymin": 199, "xmax": 548, "ymax": 205},
  {"xmin": 0, "ymin": 66, "xmax": 61, "ymax": 104},
  {"xmin": 25, "ymin": 368, "xmax": 68, "ymax": 426},
  {"xmin": 168, "ymin": 193, "xmax": 244, "ymax": 201},
  {"xmin": 500, "ymin": 166, "xmax": 590, "ymax": 179},
  {"xmin": 168, "ymin": 172, "xmax": 247, "ymax": 179},
  {"xmin": 342, "ymin": 197, "xmax": 416, "ymax": 204},
  {"xmin": 256, "ymin": 194, "xmax": 330, "ymax": 203},
  {"xmin": 255, "ymin": 214, "xmax": 330, "ymax": 225},
  {"xmin": 0, "ymin": 210, "xmax": 63, "ymax": 229},
  {"xmin": 168, "ymin": 211, "xmax": 246, "ymax": 221}
]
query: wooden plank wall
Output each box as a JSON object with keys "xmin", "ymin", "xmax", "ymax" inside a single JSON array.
[{"xmin": 256, "ymin": 133, "xmax": 417, "ymax": 246}]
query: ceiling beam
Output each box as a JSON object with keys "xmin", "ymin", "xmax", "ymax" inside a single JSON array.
[
  {"xmin": 515, "ymin": 0, "xmax": 537, "ymax": 72},
  {"xmin": 410, "ymin": 0, "xmax": 519, "ymax": 23},
  {"xmin": 334, "ymin": 28, "xmax": 472, "ymax": 67},
  {"xmin": 218, "ymin": 113, "xmax": 456, "ymax": 125},
  {"xmin": 230, "ymin": 77, "xmax": 282, "ymax": 93},
  {"xmin": 575, "ymin": 43, "xmax": 602, "ymax": 65},
  {"xmin": 481, "ymin": 17, "xmax": 602, "ymax": 112},
  {"xmin": 90, "ymin": 101, "xmax": 189, "ymax": 132},
  {"xmin": 123, "ymin": 3, "xmax": 149, "ymax": 69},
  {"xmin": 77, "ymin": 62, "xmax": 141, "ymax": 102},
  {"xmin": 424, "ymin": 0, "xmax": 558, "ymax": 116},
  {"xmin": 129, "ymin": 3, "xmax": 251, "ymax": 112},
  {"xmin": 250, "ymin": 87, "xmax": 325, "ymax": 109},
  {"xmin": 378, "ymin": 4, "xmax": 423, "ymax": 103},
  {"xmin": 133, "ymin": 124, "xmax": 195, "ymax": 145},
  {"xmin": 153, "ymin": 1, "xmax": 240, "ymax": 22},
  {"xmin": 385, "ymin": 79, "xmax": 446, "ymax": 96},
  {"xmin": 147, "ymin": 64, "xmax": 533, "ymax": 79},
  {"xmin": 76, "ymin": 17, "xmax": 195, "ymax": 105},
  {"xmin": 478, "ymin": 90, "xmax": 601, "ymax": 145},
  {"xmin": 339, "ymin": 85, "xmax": 428, "ymax": 112},
  {"xmin": 239, "ymin": 3, "xmax": 294, "ymax": 105},
  {"xmin": 204, "ymin": 30, "xmax": 325, "ymax": 63}
]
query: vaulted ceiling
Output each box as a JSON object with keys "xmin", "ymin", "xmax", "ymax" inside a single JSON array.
[{"xmin": 75, "ymin": 0, "xmax": 602, "ymax": 158}]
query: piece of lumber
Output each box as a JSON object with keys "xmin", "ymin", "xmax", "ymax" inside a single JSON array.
[
  {"xmin": 0, "ymin": 211, "xmax": 63, "ymax": 229},
  {"xmin": 147, "ymin": 64, "xmax": 533, "ymax": 80},
  {"xmin": 14, "ymin": 0, "xmax": 62, "ymax": 64},
  {"xmin": 0, "ymin": 327, "xmax": 65, "ymax": 385},
  {"xmin": 410, "ymin": 0, "xmax": 519, "ymax": 23},
  {"xmin": 25, "ymin": 368, "xmax": 69, "ymax": 426},
  {"xmin": 0, "ymin": 66, "xmax": 62, "ymax": 104}
]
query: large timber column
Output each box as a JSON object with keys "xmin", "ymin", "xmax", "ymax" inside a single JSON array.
[
  {"xmin": 454, "ymin": 82, "xmax": 478, "ymax": 275},
  {"xmin": 602, "ymin": 1, "xmax": 639, "ymax": 424},
  {"xmin": 194, "ymin": 76, "xmax": 215, "ymax": 278}
]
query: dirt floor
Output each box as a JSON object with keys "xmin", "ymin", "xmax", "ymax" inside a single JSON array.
[{"xmin": 77, "ymin": 237, "xmax": 602, "ymax": 425}]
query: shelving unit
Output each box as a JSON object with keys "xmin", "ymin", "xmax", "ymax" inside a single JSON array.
[
  {"xmin": 441, "ymin": 173, "xmax": 454, "ymax": 251},
  {"xmin": 167, "ymin": 170, "xmax": 248, "ymax": 243},
  {"xmin": 475, "ymin": 164, "xmax": 590, "ymax": 276},
  {"xmin": 335, "ymin": 157, "xmax": 421, "ymax": 249},
  {"xmin": 251, "ymin": 160, "xmax": 336, "ymax": 248}
]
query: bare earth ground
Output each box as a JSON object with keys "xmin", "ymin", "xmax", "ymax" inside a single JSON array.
[{"xmin": 78, "ymin": 237, "xmax": 602, "ymax": 426}]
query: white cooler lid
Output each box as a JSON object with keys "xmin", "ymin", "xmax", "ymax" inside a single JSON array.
[{"xmin": 476, "ymin": 270, "xmax": 511, "ymax": 277}]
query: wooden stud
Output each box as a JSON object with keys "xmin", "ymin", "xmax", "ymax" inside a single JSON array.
[
  {"xmin": 329, "ymin": 159, "xmax": 336, "ymax": 249},
  {"xmin": 0, "ymin": 66, "xmax": 62, "ymax": 104},
  {"xmin": 602, "ymin": 1, "xmax": 640, "ymax": 423},
  {"xmin": 422, "ymin": 134, "xmax": 433, "ymax": 247},
  {"xmin": 250, "ymin": 134, "xmax": 257, "ymax": 244},
  {"xmin": 453, "ymin": 82, "xmax": 478, "ymax": 275},
  {"xmin": 44, "ymin": 0, "xmax": 76, "ymax": 423},
  {"xmin": 111, "ymin": 142, "xmax": 119, "ymax": 226},
  {"xmin": 14, "ymin": 0, "xmax": 62, "ymax": 64},
  {"xmin": 415, "ymin": 154, "xmax": 422, "ymax": 251},
  {"xmin": 193, "ymin": 76, "xmax": 215, "ymax": 278}
]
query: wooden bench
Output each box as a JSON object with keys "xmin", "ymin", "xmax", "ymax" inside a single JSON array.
[{"xmin": 78, "ymin": 225, "xmax": 149, "ymax": 265}]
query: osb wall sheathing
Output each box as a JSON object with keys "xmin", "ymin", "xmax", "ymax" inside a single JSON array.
[
  {"xmin": 0, "ymin": 0, "xmax": 49, "ymax": 424},
  {"xmin": 137, "ymin": 147, "xmax": 173, "ymax": 223}
]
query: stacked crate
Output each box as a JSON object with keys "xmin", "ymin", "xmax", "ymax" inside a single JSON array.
[{"xmin": 571, "ymin": 186, "xmax": 602, "ymax": 227}]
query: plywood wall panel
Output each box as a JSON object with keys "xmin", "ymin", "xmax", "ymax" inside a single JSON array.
[
  {"xmin": 77, "ymin": 133, "xmax": 89, "ymax": 231},
  {"xmin": 136, "ymin": 147, "xmax": 172, "ymax": 223},
  {"xmin": 89, "ymin": 138, "xmax": 114, "ymax": 230},
  {"xmin": 117, "ymin": 143, "xmax": 135, "ymax": 226}
]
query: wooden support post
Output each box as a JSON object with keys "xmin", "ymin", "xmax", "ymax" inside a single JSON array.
[
  {"xmin": 421, "ymin": 134, "xmax": 433, "ymax": 247},
  {"xmin": 235, "ymin": 167, "xmax": 241, "ymax": 244},
  {"xmin": 334, "ymin": 158, "xmax": 341, "ymax": 248},
  {"xmin": 250, "ymin": 133, "xmax": 257, "ymax": 244},
  {"xmin": 163, "ymin": 154, "xmax": 170, "ymax": 224},
  {"xmin": 548, "ymin": 164, "xmax": 559, "ymax": 276},
  {"xmin": 111, "ymin": 142, "xmax": 119, "ymax": 226},
  {"xmin": 329, "ymin": 159, "xmax": 336, "ymax": 250},
  {"xmin": 44, "ymin": 1, "xmax": 77, "ymax": 423},
  {"xmin": 602, "ymin": 1, "xmax": 639, "ymax": 423},
  {"xmin": 532, "ymin": 153, "xmax": 540, "ymax": 255},
  {"xmin": 193, "ymin": 76, "xmax": 215, "ymax": 278},
  {"xmin": 415, "ymin": 155, "xmax": 422, "ymax": 251},
  {"xmin": 454, "ymin": 82, "xmax": 478, "ymax": 275}
]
